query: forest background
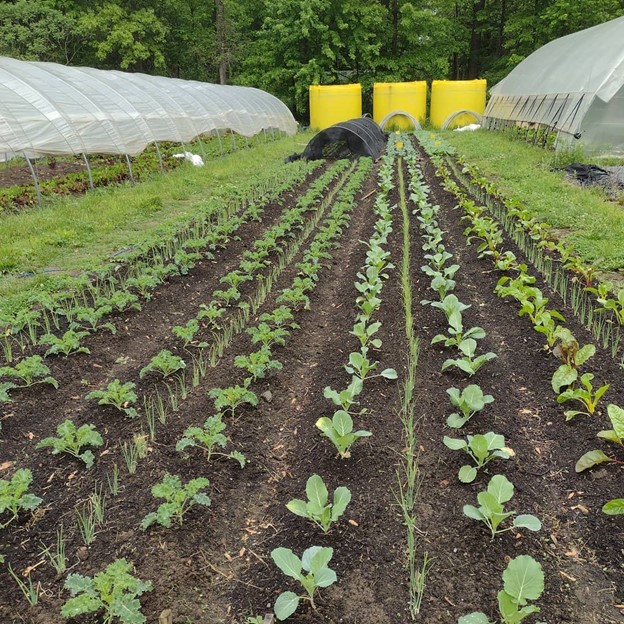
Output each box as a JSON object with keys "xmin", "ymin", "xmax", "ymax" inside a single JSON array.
[{"xmin": 1, "ymin": 0, "xmax": 623, "ymax": 121}]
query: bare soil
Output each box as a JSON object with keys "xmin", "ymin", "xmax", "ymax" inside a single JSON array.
[{"xmin": 0, "ymin": 144, "xmax": 623, "ymax": 624}]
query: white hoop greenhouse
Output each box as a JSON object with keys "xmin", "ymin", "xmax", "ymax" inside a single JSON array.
[
  {"xmin": 0, "ymin": 56, "xmax": 298, "ymax": 162},
  {"xmin": 483, "ymin": 16, "xmax": 624, "ymax": 154}
]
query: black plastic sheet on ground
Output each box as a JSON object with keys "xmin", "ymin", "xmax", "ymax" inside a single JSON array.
[{"xmin": 287, "ymin": 117, "xmax": 387, "ymax": 162}]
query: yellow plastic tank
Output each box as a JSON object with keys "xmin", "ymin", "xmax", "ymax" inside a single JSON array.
[
  {"xmin": 373, "ymin": 82, "xmax": 427, "ymax": 130},
  {"xmin": 309, "ymin": 84, "xmax": 362, "ymax": 130},
  {"xmin": 430, "ymin": 79, "xmax": 487, "ymax": 129}
]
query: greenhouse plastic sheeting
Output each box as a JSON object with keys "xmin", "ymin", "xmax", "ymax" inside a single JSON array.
[
  {"xmin": 484, "ymin": 16, "xmax": 624, "ymax": 153},
  {"xmin": 0, "ymin": 56, "xmax": 297, "ymax": 160}
]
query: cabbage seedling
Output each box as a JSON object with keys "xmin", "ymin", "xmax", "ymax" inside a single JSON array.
[
  {"xmin": 458, "ymin": 555, "xmax": 544, "ymax": 624},
  {"xmin": 323, "ymin": 377, "xmax": 364, "ymax": 413},
  {"xmin": 316, "ymin": 410, "xmax": 372, "ymax": 458},
  {"xmin": 271, "ymin": 546, "xmax": 336, "ymax": 620},
  {"xmin": 443, "ymin": 432, "xmax": 513, "ymax": 482},
  {"xmin": 345, "ymin": 348, "xmax": 397, "ymax": 381},
  {"xmin": 446, "ymin": 384, "xmax": 494, "ymax": 428},
  {"xmin": 286, "ymin": 474, "xmax": 351, "ymax": 533},
  {"xmin": 463, "ymin": 474, "xmax": 541, "ymax": 538},
  {"xmin": 442, "ymin": 338, "xmax": 497, "ymax": 376},
  {"xmin": 36, "ymin": 419, "xmax": 103, "ymax": 469}
]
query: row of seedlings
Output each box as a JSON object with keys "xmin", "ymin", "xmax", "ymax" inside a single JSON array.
[
  {"xmin": 0, "ymin": 161, "xmax": 350, "ymax": 616},
  {"xmin": 267, "ymin": 151, "xmax": 399, "ymax": 622},
  {"xmin": 419, "ymin": 134, "xmax": 624, "ymax": 516},
  {"xmin": 403, "ymin": 133, "xmax": 547, "ymax": 622},
  {"xmin": 0, "ymin": 157, "xmax": 320, "ymax": 367}
]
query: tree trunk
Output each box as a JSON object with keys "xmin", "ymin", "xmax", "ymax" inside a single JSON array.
[{"xmin": 215, "ymin": 0, "xmax": 227, "ymax": 84}]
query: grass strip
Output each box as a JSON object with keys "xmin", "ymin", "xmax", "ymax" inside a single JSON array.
[{"xmin": 439, "ymin": 129, "xmax": 624, "ymax": 272}]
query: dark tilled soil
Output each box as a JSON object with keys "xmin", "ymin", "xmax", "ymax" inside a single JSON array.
[{"xmin": 0, "ymin": 146, "xmax": 623, "ymax": 624}]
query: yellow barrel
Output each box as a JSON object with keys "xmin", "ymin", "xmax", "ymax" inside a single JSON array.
[
  {"xmin": 373, "ymin": 82, "xmax": 427, "ymax": 130},
  {"xmin": 309, "ymin": 84, "xmax": 362, "ymax": 130},
  {"xmin": 430, "ymin": 79, "xmax": 487, "ymax": 129}
]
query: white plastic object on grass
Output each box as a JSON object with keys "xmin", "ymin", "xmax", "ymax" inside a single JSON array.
[
  {"xmin": 172, "ymin": 152, "xmax": 205, "ymax": 166},
  {"xmin": 453, "ymin": 124, "xmax": 481, "ymax": 132}
]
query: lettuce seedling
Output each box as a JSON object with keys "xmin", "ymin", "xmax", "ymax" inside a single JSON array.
[
  {"xmin": 176, "ymin": 414, "xmax": 245, "ymax": 467},
  {"xmin": 463, "ymin": 474, "xmax": 541, "ymax": 538},
  {"xmin": 271, "ymin": 546, "xmax": 336, "ymax": 620},
  {"xmin": 62, "ymin": 558, "xmax": 152, "ymax": 624},
  {"xmin": 0, "ymin": 355, "xmax": 58, "ymax": 389},
  {"xmin": 141, "ymin": 474, "xmax": 211, "ymax": 530},
  {"xmin": 316, "ymin": 410, "xmax": 372, "ymax": 458},
  {"xmin": 458, "ymin": 555, "xmax": 544, "ymax": 624},
  {"xmin": 446, "ymin": 384, "xmax": 494, "ymax": 428},
  {"xmin": 139, "ymin": 350, "xmax": 186, "ymax": 378},
  {"xmin": 443, "ymin": 432, "xmax": 513, "ymax": 482},
  {"xmin": 286, "ymin": 474, "xmax": 351, "ymax": 533},
  {"xmin": 36, "ymin": 419, "xmax": 103, "ymax": 469},
  {"xmin": 442, "ymin": 339, "xmax": 497, "ymax": 377},
  {"xmin": 86, "ymin": 379, "xmax": 139, "ymax": 418},
  {"xmin": 556, "ymin": 372, "xmax": 608, "ymax": 420},
  {"xmin": 0, "ymin": 468, "xmax": 42, "ymax": 528}
]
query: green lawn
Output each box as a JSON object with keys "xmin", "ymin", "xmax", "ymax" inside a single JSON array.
[{"xmin": 440, "ymin": 129, "xmax": 624, "ymax": 275}]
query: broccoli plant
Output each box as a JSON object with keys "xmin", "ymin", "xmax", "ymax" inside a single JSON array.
[
  {"xmin": 271, "ymin": 546, "xmax": 337, "ymax": 620},
  {"xmin": 61, "ymin": 558, "xmax": 152, "ymax": 624},
  {"xmin": 316, "ymin": 410, "xmax": 372, "ymax": 458},
  {"xmin": 139, "ymin": 350, "xmax": 186, "ymax": 378},
  {"xmin": 86, "ymin": 379, "xmax": 139, "ymax": 418},
  {"xmin": 176, "ymin": 414, "xmax": 246, "ymax": 467},
  {"xmin": 446, "ymin": 384, "xmax": 494, "ymax": 428},
  {"xmin": 0, "ymin": 468, "xmax": 42, "ymax": 528},
  {"xmin": 458, "ymin": 555, "xmax": 544, "ymax": 624},
  {"xmin": 286, "ymin": 474, "xmax": 351, "ymax": 533},
  {"xmin": 36, "ymin": 419, "xmax": 104, "ymax": 468},
  {"xmin": 443, "ymin": 432, "xmax": 513, "ymax": 483},
  {"xmin": 140, "ymin": 474, "xmax": 211, "ymax": 530},
  {"xmin": 0, "ymin": 355, "xmax": 58, "ymax": 389},
  {"xmin": 463, "ymin": 474, "xmax": 541, "ymax": 538}
]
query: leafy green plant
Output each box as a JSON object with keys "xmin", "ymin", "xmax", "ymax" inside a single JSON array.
[
  {"xmin": 551, "ymin": 328, "xmax": 595, "ymax": 393},
  {"xmin": 597, "ymin": 403, "xmax": 624, "ymax": 447},
  {"xmin": 176, "ymin": 414, "xmax": 246, "ymax": 467},
  {"xmin": 316, "ymin": 410, "xmax": 372, "ymax": 458},
  {"xmin": 71, "ymin": 305, "xmax": 117, "ymax": 334},
  {"xmin": 349, "ymin": 321, "xmax": 382, "ymax": 349},
  {"xmin": 86, "ymin": 379, "xmax": 139, "ymax": 418},
  {"xmin": 0, "ymin": 355, "xmax": 59, "ymax": 389},
  {"xmin": 458, "ymin": 555, "xmax": 544, "ymax": 624},
  {"xmin": 212, "ymin": 286, "xmax": 241, "ymax": 306},
  {"xmin": 140, "ymin": 474, "xmax": 211, "ymax": 530},
  {"xmin": 36, "ymin": 419, "xmax": 104, "ymax": 468},
  {"xmin": 62, "ymin": 558, "xmax": 152, "ymax": 624},
  {"xmin": 246, "ymin": 322, "xmax": 289, "ymax": 348},
  {"xmin": 445, "ymin": 384, "xmax": 494, "ymax": 428},
  {"xmin": 556, "ymin": 372, "xmax": 609, "ymax": 420},
  {"xmin": 197, "ymin": 302, "xmax": 225, "ymax": 329},
  {"xmin": 602, "ymin": 498, "xmax": 624, "ymax": 515},
  {"xmin": 40, "ymin": 329, "xmax": 90, "ymax": 357},
  {"xmin": 443, "ymin": 432, "xmax": 513, "ymax": 483},
  {"xmin": 139, "ymin": 350, "xmax": 186, "ymax": 378},
  {"xmin": 344, "ymin": 347, "xmax": 397, "ymax": 381},
  {"xmin": 259, "ymin": 306, "xmax": 298, "ymax": 329},
  {"xmin": 234, "ymin": 346, "xmax": 282, "ymax": 382},
  {"xmin": 172, "ymin": 319, "xmax": 200, "ymax": 347},
  {"xmin": 323, "ymin": 377, "xmax": 364, "ymax": 413},
  {"xmin": 0, "ymin": 468, "xmax": 42, "ymax": 528},
  {"xmin": 463, "ymin": 474, "xmax": 541, "ymax": 538},
  {"xmin": 208, "ymin": 385, "xmax": 258, "ymax": 417},
  {"xmin": 271, "ymin": 546, "xmax": 337, "ymax": 620},
  {"xmin": 442, "ymin": 338, "xmax": 497, "ymax": 376},
  {"xmin": 286, "ymin": 474, "xmax": 351, "ymax": 533}
]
